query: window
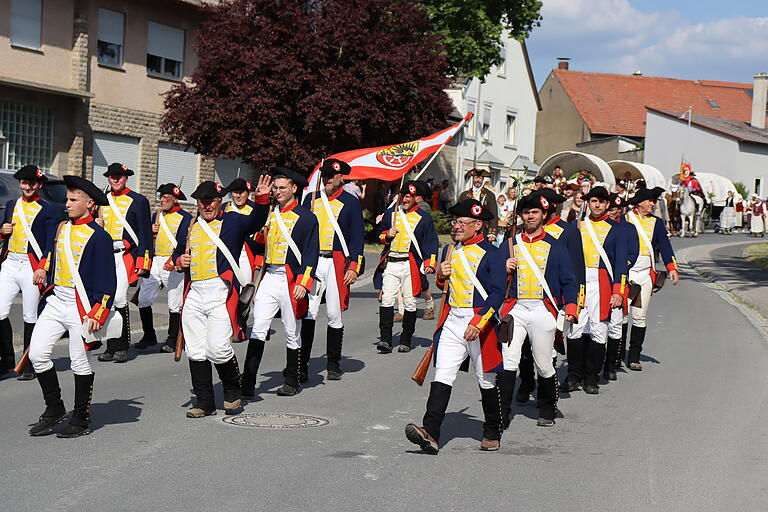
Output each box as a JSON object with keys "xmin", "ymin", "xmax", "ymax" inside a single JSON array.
[
  {"xmin": 92, "ymin": 133, "xmax": 139, "ymax": 190},
  {"xmin": 147, "ymin": 22, "xmax": 185, "ymax": 80},
  {"xmin": 98, "ymin": 9, "xmax": 125, "ymax": 67},
  {"xmin": 0, "ymin": 100, "xmax": 54, "ymax": 170},
  {"xmin": 214, "ymin": 157, "xmax": 258, "ymax": 186},
  {"xmin": 11, "ymin": 0, "xmax": 42, "ymax": 51},
  {"xmin": 466, "ymin": 99, "xmax": 477, "ymax": 139},
  {"xmin": 707, "ymin": 98, "xmax": 721, "ymax": 109},
  {"xmin": 481, "ymin": 104, "xmax": 492, "ymax": 142},
  {"xmin": 505, "ymin": 111, "xmax": 517, "ymax": 146},
  {"xmin": 497, "ymin": 44, "xmax": 506, "ymax": 76},
  {"xmin": 755, "ymin": 178, "xmax": 763, "ymax": 197}
]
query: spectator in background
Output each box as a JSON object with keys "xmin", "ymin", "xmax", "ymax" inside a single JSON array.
[
  {"xmin": 439, "ymin": 180, "xmax": 450, "ymax": 211},
  {"xmin": 432, "ymin": 185, "xmax": 441, "ymax": 211},
  {"xmin": 344, "ymin": 179, "xmax": 366, "ymax": 200},
  {"xmin": 425, "ymin": 178, "xmax": 435, "ymax": 196},
  {"xmin": 751, "ymin": 195, "xmax": 765, "ymax": 237},
  {"xmin": 559, "ymin": 182, "xmax": 578, "ymax": 215},
  {"xmin": 566, "ymin": 190, "xmax": 584, "ymax": 223},
  {"xmin": 552, "ymin": 166, "xmax": 566, "ymax": 193},
  {"xmin": 720, "ymin": 190, "xmax": 736, "ymax": 235}
]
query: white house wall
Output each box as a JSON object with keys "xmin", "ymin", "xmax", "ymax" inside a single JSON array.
[
  {"xmin": 454, "ymin": 37, "xmax": 538, "ymax": 199},
  {"xmin": 645, "ymin": 110, "xmax": 767, "ymax": 196}
]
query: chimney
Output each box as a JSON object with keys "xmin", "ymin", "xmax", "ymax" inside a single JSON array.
[
  {"xmin": 752, "ymin": 73, "xmax": 768, "ymax": 130},
  {"xmin": 557, "ymin": 57, "xmax": 570, "ymax": 70}
]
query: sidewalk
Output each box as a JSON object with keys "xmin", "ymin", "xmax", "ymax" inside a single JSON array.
[{"xmin": 680, "ymin": 241, "xmax": 768, "ymax": 319}]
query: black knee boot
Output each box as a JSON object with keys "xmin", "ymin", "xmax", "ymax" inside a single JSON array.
[
  {"xmin": 214, "ymin": 356, "xmax": 243, "ymax": 415},
  {"xmin": 516, "ymin": 339, "xmax": 536, "ymax": 403},
  {"xmin": 58, "ymin": 373, "xmax": 94, "ymax": 438},
  {"xmin": 561, "ymin": 335, "xmax": 585, "ymax": 391},
  {"xmin": 480, "ymin": 387, "xmax": 502, "ymax": 450},
  {"xmin": 536, "ymin": 374, "xmax": 558, "ymax": 426},
  {"xmin": 134, "ymin": 307, "xmax": 157, "ymax": 349},
  {"xmin": 18, "ymin": 322, "xmax": 35, "ymax": 380},
  {"xmin": 163, "ymin": 312, "xmax": 180, "ymax": 352},
  {"xmin": 583, "ymin": 339, "xmax": 606, "ymax": 394},
  {"xmin": 299, "ymin": 319, "xmax": 316, "ymax": 382},
  {"xmin": 277, "ymin": 348, "xmax": 300, "ymax": 396},
  {"xmin": 619, "ymin": 323, "xmax": 628, "ymax": 368},
  {"xmin": 496, "ymin": 370, "xmax": 516, "ymax": 430},
  {"xmin": 113, "ymin": 306, "xmax": 130, "ymax": 362},
  {"xmin": 187, "ymin": 360, "xmax": 215, "ymax": 417},
  {"xmin": 397, "ymin": 310, "xmax": 417, "ymax": 352},
  {"xmin": 628, "ymin": 326, "xmax": 646, "ymax": 368},
  {"xmin": 326, "ymin": 326, "xmax": 343, "ymax": 380},
  {"xmin": 29, "ymin": 367, "xmax": 66, "ymax": 436},
  {"xmin": 377, "ymin": 306, "xmax": 394, "ymax": 353},
  {"xmin": 604, "ymin": 338, "xmax": 620, "ymax": 381},
  {"xmin": 241, "ymin": 338, "xmax": 265, "ymax": 397},
  {"xmin": 0, "ymin": 318, "xmax": 14, "ymax": 373},
  {"xmin": 422, "ymin": 381, "xmax": 452, "ymax": 443}
]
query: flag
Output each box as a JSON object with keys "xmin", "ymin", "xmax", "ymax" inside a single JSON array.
[{"xmin": 320, "ymin": 113, "xmax": 473, "ymax": 182}]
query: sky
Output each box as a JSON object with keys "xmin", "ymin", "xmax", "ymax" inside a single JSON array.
[{"xmin": 526, "ymin": 0, "xmax": 768, "ymax": 88}]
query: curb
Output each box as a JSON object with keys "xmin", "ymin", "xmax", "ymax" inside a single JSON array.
[{"xmin": 677, "ymin": 245, "xmax": 768, "ymax": 342}]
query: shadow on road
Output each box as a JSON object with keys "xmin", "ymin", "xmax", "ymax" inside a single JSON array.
[{"xmin": 91, "ymin": 397, "xmax": 144, "ymax": 431}]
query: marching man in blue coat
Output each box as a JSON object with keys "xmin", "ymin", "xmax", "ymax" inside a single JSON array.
[
  {"xmin": 97, "ymin": 162, "xmax": 153, "ymax": 364},
  {"xmin": 301, "ymin": 159, "xmax": 365, "ymax": 382},
  {"xmin": 497, "ymin": 191, "xmax": 580, "ymax": 428},
  {"xmin": 625, "ymin": 187, "xmax": 679, "ymax": 370},
  {"xmin": 405, "ymin": 199, "xmax": 505, "ymax": 454},
  {"xmin": 511, "ymin": 187, "xmax": 585, "ymax": 406},
  {"xmin": 242, "ymin": 167, "xmax": 319, "ymax": 398},
  {"xmin": 134, "ymin": 183, "xmax": 192, "ymax": 353},
  {"xmin": 562, "ymin": 186, "xmax": 629, "ymax": 395},
  {"xmin": 174, "ymin": 178, "xmax": 270, "ymax": 418},
  {"xmin": 28, "ymin": 176, "xmax": 116, "ymax": 437},
  {"xmin": 375, "ymin": 180, "xmax": 438, "ymax": 353},
  {"xmin": 223, "ymin": 177, "xmax": 259, "ymax": 284},
  {"xmin": 0, "ymin": 165, "xmax": 60, "ymax": 379}
]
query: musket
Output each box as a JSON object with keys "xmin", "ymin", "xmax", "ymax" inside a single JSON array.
[
  {"xmin": 174, "ymin": 215, "xmax": 196, "ymax": 362},
  {"xmin": 411, "ymin": 243, "xmax": 454, "ymax": 386}
]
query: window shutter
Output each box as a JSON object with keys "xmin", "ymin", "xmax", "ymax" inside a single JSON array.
[
  {"xmin": 92, "ymin": 133, "xmax": 140, "ymax": 191},
  {"xmin": 11, "ymin": 0, "xmax": 42, "ymax": 50},
  {"xmin": 98, "ymin": 9, "xmax": 124, "ymax": 46},
  {"xmin": 158, "ymin": 143, "xmax": 198, "ymax": 201},
  {"xmin": 147, "ymin": 22, "xmax": 185, "ymax": 62}
]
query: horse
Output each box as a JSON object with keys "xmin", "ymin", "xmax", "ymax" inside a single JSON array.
[{"xmin": 679, "ymin": 186, "xmax": 704, "ymax": 237}]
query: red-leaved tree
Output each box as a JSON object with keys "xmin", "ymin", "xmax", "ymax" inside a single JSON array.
[{"xmin": 161, "ymin": 0, "xmax": 454, "ymax": 175}]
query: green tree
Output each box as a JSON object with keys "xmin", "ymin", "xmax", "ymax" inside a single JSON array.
[{"xmin": 419, "ymin": 0, "xmax": 542, "ymax": 78}]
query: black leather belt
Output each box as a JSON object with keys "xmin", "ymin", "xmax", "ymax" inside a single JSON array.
[
  {"xmin": 388, "ymin": 256, "xmax": 409, "ymax": 262},
  {"xmin": 113, "ymin": 248, "xmax": 124, "ymax": 253},
  {"xmin": 319, "ymin": 252, "xmax": 333, "ymax": 258}
]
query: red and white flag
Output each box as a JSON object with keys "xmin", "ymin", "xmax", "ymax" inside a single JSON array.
[{"xmin": 305, "ymin": 113, "xmax": 473, "ymax": 193}]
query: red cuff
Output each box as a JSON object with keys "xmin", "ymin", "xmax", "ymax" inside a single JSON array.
[
  {"xmin": 254, "ymin": 193, "xmax": 269, "ymax": 205},
  {"xmin": 36, "ymin": 257, "xmax": 47, "ymax": 271},
  {"xmin": 379, "ymin": 233, "xmax": 388, "ymax": 244},
  {"xmin": 254, "ymin": 255, "xmax": 264, "ymax": 268},
  {"xmin": 348, "ymin": 260, "xmax": 359, "ymax": 273},
  {"xmin": 122, "ymin": 239, "xmax": 132, "ymax": 251},
  {"xmin": 665, "ymin": 262, "xmax": 677, "ymax": 272},
  {"xmin": 87, "ymin": 303, "xmax": 110, "ymax": 326},
  {"xmin": 565, "ymin": 303, "xmax": 579, "ymax": 321},
  {"xmin": 254, "ymin": 232, "xmax": 265, "ymax": 244},
  {"xmin": 613, "ymin": 280, "xmax": 627, "ymax": 297},
  {"xmin": 435, "ymin": 275, "xmax": 446, "ymax": 290}
]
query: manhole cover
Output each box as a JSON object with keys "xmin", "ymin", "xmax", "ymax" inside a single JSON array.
[{"xmin": 222, "ymin": 412, "xmax": 329, "ymax": 429}]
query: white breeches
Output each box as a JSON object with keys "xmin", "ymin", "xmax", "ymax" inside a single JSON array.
[
  {"xmin": 306, "ymin": 256, "xmax": 343, "ymax": 328},
  {"xmin": 239, "ymin": 246, "xmax": 254, "ymax": 283},
  {"xmin": 250, "ymin": 266, "xmax": 301, "ymax": 349},
  {"xmin": 137, "ymin": 257, "xmax": 184, "ymax": 312},
  {"xmin": 29, "ymin": 287, "xmax": 91, "ymax": 375},
  {"xmin": 113, "ymin": 243, "xmax": 129, "ymax": 308},
  {"xmin": 608, "ymin": 306, "xmax": 626, "ymax": 339},
  {"xmin": 629, "ymin": 257, "xmax": 653, "ymax": 329},
  {"xmin": 0, "ymin": 252, "xmax": 40, "ymax": 322},
  {"xmin": 381, "ymin": 259, "xmax": 416, "ymax": 311},
  {"xmin": 501, "ymin": 299, "xmax": 557, "ymax": 378},
  {"xmin": 568, "ymin": 268, "xmax": 608, "ymax": 344},
  {"xmin": 433, "ymin": 307, "xmax": 495, "ymax": 389},
  {"xmin": 181, "ymin": 278, "xmax": 234, "ymax": 364}
]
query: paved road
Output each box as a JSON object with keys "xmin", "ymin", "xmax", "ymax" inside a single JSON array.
[{"xmin": 1, "ymin": 235, "xmax": 767, "ymax": 511}]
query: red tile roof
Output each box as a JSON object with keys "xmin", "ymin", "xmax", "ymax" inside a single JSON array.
[{"xmin": 553, "ymin": 69, "xmax": 760, "ymax": 138}]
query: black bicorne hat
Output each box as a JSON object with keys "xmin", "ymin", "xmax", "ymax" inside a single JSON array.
[
  {"xmin": 449, "ymin": 198, "xmax": 494, "ymax": 221},
  {"xmin": 63, "ymin": 175, "xmax": 109, "ymax": 206}
]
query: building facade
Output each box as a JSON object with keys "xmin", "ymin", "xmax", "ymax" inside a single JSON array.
[
  {"xmin": 424, "ymin": 37, "xmax": 540, "ymax": 201},
  {"xmin": 0, "ymin": 0, "xmax": 246, "ymax": 205}
]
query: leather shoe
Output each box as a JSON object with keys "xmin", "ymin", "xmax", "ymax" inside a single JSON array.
[
  {"xmin": 113, "ymin": 350, "xmax": 128, "ymax": 363},
  {"xmin": 376, "ymin": 341, "xmax": 392, "ymax": 353},
  {"xmin": 29, "ymin": 412, "xmax": 67, "ymax": 436},
  {"xmin": 583, "ymin": 383, "xmax": 599, "ymax": 394},
  {"xmin": 276, "ymin": 384, "xmax": 299, "ymax": 396},
  {"xmin": 628, "ymin": 362, "xmax": 642, "ymax": 371},
  {"xmin": 186, "ymin": 407, "xmax": 216, "ymax": 418},
  {"xmin": 327, "ymin": 370, "xmax": 342, "ymax": 381},
  {"xmin": 537, "ymin": 417, "xmax": 555, "ymax": 427},
  {"xmin": 97, "ymin": 352, "xmax": 114, "ymax": 362},
  {"xmin": 397, "ymin": 345, "xmax": 411, "ymax": 353},
  {"xmin": 480, "ymin": 438, "xmax": 500, "ymax": 451},
  {"xmin": 405, "ymin": 423, "xmax": 439, "ymax": 454},
  {"xmin": 57, "ymin": 423, "xmax": 90, "ymax": 438}
]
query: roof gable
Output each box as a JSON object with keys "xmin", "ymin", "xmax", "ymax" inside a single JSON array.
[{"xmin": 554, "ymin": 69, "xmax": 760, "ymax": 138}]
